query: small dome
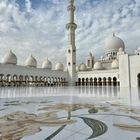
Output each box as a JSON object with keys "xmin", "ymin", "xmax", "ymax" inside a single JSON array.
[
  {"xmin": 94, "ymin": 61, "xmax": 103, "ymax": 70},
  {"xmin": 138, "ymin": 46, "xmax": 140, "ymax": 51},
  {"xmin": 134, "ymin": 50, "xmax": 137, "ymax": 54},
  {"xmin": 42, "ymin": 58, "xmax": 52, "ymax": 69},
  {"xmin": 55, "ymin": 62, "xmax": 64, "ymax": 71},
  {"xmin": 3, "ymin": 50, "xmax": 17, "ymax": 65},
  {"xmin": 79, "ymin": 63, "xmax": 87, "ymax": 71},
  {"xmin": 105, "ymin": 33, "xmax": 125, "ymax": 54},
  {"xmin": 119, "ymin": 47, "xmax": 123, "ymax": 52},
  {"xmin": 100, "ymin": 56, "xmax": 103, "ymax": 59},
  {"xmin": 25, "ymin": 55, "xmax": 37, "ymax": 68},
  {"xmin": 112, "ymin": 59, "xmax": 119, "ymax": 69},
  {"xmin": 76, "ymin": 65, "xmax": 80, "ymax": 72}
]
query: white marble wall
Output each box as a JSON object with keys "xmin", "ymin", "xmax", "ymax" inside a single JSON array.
[{"xmin": 0, "ymin": 63, "xmax": 68, "ymax": 80}]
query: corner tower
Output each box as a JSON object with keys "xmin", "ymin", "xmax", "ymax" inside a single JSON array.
[{"xmin": 66, "ymin": 0, "xmax": 77, "ymax": 86}]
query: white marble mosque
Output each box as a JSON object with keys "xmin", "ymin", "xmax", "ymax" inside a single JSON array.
[
  {"xmin": 0, "ymin": 0, "xmax": 140, "ymax": 88},
  {"xmin": 0, "ymin": 1, "xmax": 140, "ymax": 140}
]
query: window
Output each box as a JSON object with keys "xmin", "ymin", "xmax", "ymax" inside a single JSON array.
[
  {"xmin": 73, "ymin": 62, "xmax": 76, "ymax": 65},
  {"xmin": 92, "ymin": 60, "xmax": 94, "ymax": 67},
  {"xmin": 68, "ymin": 62, "xmax": 71, "ymax": 66},
  {"xmin": 68, "ymin": 49, "xmax": 71, "ymax": 53},
  {"xmin": 88, "ymin": 60, "xmax": 90, "ymax": 67}
]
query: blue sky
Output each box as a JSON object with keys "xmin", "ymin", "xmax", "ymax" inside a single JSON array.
[{"xmin": 0, "ymin": 0, "xmax": 140, "ymax": 67}]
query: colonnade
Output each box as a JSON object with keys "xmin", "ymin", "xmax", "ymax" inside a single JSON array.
[
  {"xmin": 0, "ymin": 74, "xmax": 67, "ymax": 87},
  {"xmin": 76, "ymin": 77, "xmax": 119, "ymax": 86}
]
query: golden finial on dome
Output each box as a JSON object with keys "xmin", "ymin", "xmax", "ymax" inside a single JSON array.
[
  {"xmin": 113, "ymin": 32, "xmax": 116, "ymax": 37},
  {"xmin": 9, "ymin": 49, "xmax": 13, "ymax": 53},
  {"xmin": 89, "ymin": 52, "xmax": 92, "ymax": 56}
]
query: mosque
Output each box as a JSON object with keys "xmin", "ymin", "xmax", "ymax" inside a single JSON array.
[{"xmin": 0, "ymin": 0, "xmax": 140, "ymax": 88}]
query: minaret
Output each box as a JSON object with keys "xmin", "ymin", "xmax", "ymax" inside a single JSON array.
[{"xmin": 66, "ymin": 0, "xmax": 77, "ymax": 86}]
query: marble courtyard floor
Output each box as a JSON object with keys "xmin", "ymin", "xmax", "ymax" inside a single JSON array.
[{"xmin": 0, "ymin": 86, "xmax": 140, "ymax": 140}]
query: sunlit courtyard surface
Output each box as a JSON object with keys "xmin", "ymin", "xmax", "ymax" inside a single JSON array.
[{"xmin": 0, "ymin": 86, "xmax": 140, "ymax": 140}]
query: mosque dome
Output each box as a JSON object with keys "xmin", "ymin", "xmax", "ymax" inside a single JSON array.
[
  {"xmin": 3, "ymin": 50, "xmax": 17, "ymax": 65},
  {"xmin": 112, "ymin": 59, "xmax": 119, "ymax": 69},
  {"xmin": 94, "ymin": 61, "xmax": 103, "ymax": 70},
  {"xmin": 42, "ymin": 58, "xmax": 52, "ymax": 69},
  {"xmin": 79, "ymin": 63, "xmax": 87, "ymax": 71},
  {"xmin": 25, "ymin": 55, "xmax": 37, "ymax": 68},
  {"xmin": 76, "ymin": 65, "xmax": 80, "ymax": 72},
  {"xmin": 138, "ymin": 46, "xmax": 140, "ymax": 51},
  {"xmin": 105, "ymin": 33, "xmax": 125, "ymax": 54},
  {"xmin": 55, "ymin": 62, "xmax": 64, "ymax": 71}
]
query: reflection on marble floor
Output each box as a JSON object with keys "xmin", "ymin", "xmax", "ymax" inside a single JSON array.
[
  {"xmin": 0, "ymin": 86, "xmax": 120, "ymax": 98},
  {"xmin": 0, "ymin": 86, "xmax": 140, "ymax": 140}
]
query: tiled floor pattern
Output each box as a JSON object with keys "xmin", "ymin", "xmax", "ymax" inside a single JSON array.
[{"xmin": 0, "ymin": 87, "xmax": 140, "ymax": 140}]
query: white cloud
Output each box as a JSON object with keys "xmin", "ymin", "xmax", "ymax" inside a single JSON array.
[{"xmin": 0, "ymin": 0, "xmax": 139, "ymax": 67}]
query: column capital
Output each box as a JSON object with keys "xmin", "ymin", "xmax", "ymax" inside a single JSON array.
[
  {"xmin": 66, "ymin": 23, "xmax": 77, "ymax": 30},
  {"xmin": 67, "ymin": 5, "xmax": 75, "ymax": 11}
]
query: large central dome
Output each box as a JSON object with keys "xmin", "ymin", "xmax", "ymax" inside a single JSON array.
[{"xmin": 105, "ymin": 33, "xmax": 125, "ymax": 54}]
